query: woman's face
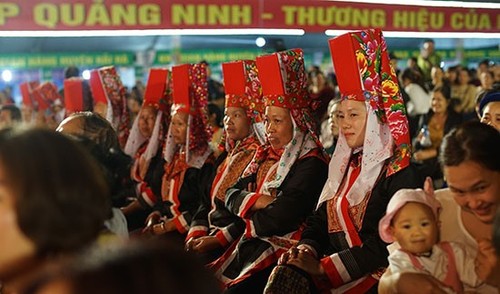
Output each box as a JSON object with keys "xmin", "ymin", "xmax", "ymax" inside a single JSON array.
[
  {"xmin": 480, "ymin": 72, "xmax": 493, "ymax": 89},
  {"xmin": 171, "ymin": 112, "xmax": 188, "ymax": 145},
  {"xmin": 444, "ymin": 160, "xmax": 500, "ymax": 224},
  {"xmin": 138, "ymin": 106, "xmax": 157, "ymax": 138},
  {"xmin": 337, "ymin": 100, "xmax": 367, "ymax": 149},
  {"xmin": 458, "ymin": 69, "xmax": 470, "ymax": 85},
  {"xmin": 0, "ymin": 163, "xmax": 36, "ymax": 277},
  {"xmin": 264, "ymin": 106, "xmax": 293, "ymax": 150},
  {"xmin": 328, "ymin": 103, "xmax": 340, "ymax": 138},
  {"xmin": 224, "ymin": 107, "xmax": 251, "ymax": 142},
  {"xmin": 431, "ymin": 91, "xmax": 449, "ymax": 114},
  {"xmin": 481, "ymin": 102, "xmax": 500, "ymax": 131},
  {"xmin": 431, "ymin": 67, "xmax": 443, "ymax": 81}
]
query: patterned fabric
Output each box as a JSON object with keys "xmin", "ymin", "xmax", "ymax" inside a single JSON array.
[
  {"xmin": 19, "ymin": 81, "xmax": 39, "ymax": 107},
  {"xmin": 326, "ymin": 151, "xmax": 371, "ymax": 233},
  {"xmin": 257, "ymin": 49, "xmax": 310, "ymax": 110},
  {"xmin": 265, "ymin": 265, "xmax": 317, "ymax": 294},
  {"xmin": 89, "ymin": 66, "xmax": 130, "ymax": 147},
  {"xmin": 32, "ymin": 82, "xmax": 62, "ymax": 111},
  {"xmin": 244, "ymin": 49, "xmax": 325, "ymax": 192},
  {"xmin": 317, "ymin": 28, "xmax": 411, "ymax": 210},
  {"xmin": 223, "ymin": 60, "xmax": 265, "ymax": 123},
  {"xmin": 162, "ymin": 152, "xmax": 189, "ymax": 201},
  {"xmin": 212, "ymin": 136, "xmax": 260, "ymax": 201},
  {"xmin": 220, "ymin": 59, "xmax": 266, "ymax": 151},
  {"xmin": 164, "ymin": 63, "xmax": 212, "ymax": 169}
]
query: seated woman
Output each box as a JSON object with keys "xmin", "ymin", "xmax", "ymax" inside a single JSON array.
[
  {"xmin": 267, "ymin": 29, "xmax": 424, "ymax": 293},
  {"xmin": 210, "ymin": 49, "xmax": 329, "ymax": 293},
  {"xmin": 413, "ymin": 85, "xmax": 462, "ymax": 188},
  {"xmin": 0, "ymin": 128, "xmax": 111, "ymax": 294},
  {"xmin": 57, "ymin": 112, "xmax": 133, "ymax": 238},
  {"xmin": 185, "ymin": 60, "xmax": 265, "ymax": 262},
  {"xmin": 142, "ymin": 63, "xmax": 214, "ymax": 246},
  {"xmin": 121, "ymin": 69, "xmax": 171, "ymax": 231},
  {"xmin": 379, "ymin": 121, "xmax": 500, "ymax": 293}
]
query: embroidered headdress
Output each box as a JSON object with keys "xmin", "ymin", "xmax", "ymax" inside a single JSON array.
[
  {"xmin": 32, "ymin": 82, "xmax": 63, "ymax": 112},
  {"xmin": 221, "ymin": 60, "xmax": 266, "ymax": 148},
  {"xmin": 244, "ymin": 49, "xmax": 322, "ymax": 191},
  {"xmin": 163, "ymin": 63, "xmax": 212, "ymax": 168},
  {"xmin": 317, "ymin": 28, "xmax": 411, "ymax": 208},
  {"xmin": 89, "ymin": 66, "xmax": 130, "ymax": 147},
  {"xmin": 125, "ymin": 68, "xmax": 170, "ymax": 162}
]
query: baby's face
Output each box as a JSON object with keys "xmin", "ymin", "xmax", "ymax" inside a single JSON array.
[{"xmin": 390, "ymin": 202, "xmax": 438, "ymax": 255}]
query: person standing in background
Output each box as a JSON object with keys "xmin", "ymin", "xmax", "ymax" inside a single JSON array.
[{"xmin": 417, "ymin": 39, "xmax": 442, "ymax": 88}]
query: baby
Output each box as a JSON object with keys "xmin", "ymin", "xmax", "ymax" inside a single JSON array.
[{"xmin": 379, "ymin": 178, "xmax": 482, "ymax": 293}]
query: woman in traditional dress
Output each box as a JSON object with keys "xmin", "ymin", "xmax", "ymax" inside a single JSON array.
[
  {"xmin": 210, "ymin": 49, "xmax": 329, "ymax": 293},
  {"xmin": 185, "ymin": 60, "xmax": 265, "ymax": 262},
  {"xmin": 268, "ymin": 29, "xmax": 423, "ymax": 293}
]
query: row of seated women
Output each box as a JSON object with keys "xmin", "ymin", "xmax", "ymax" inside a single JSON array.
[
  {"xmin": 66, "ymin": 29, "xmax": 500, "ymax": 293},
  {"xmin": 2, "ymin": 29, "xmax": 498, "ymax": 294}
]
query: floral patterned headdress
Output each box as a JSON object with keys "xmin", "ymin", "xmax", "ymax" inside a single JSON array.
[
  {"xmin": 164, "ymin": 63, "xmax": 212, "ymax": 168},
  {"xmin": 256, "ymin": 48, "xmax": 320, "ymax": 142},
  {"xmin": 125, "ymin": 68, "xmax": 170, "ymax": 159},
  {"xmin": 317, "ymin": 28, "xmax": 411, "ymax": 208},
  {"xmin": 222, "ymin": 60, "xmax": 265, "ymax": 123},
  {"xmin": 244, "ymin": 49, "xmax": 322, "ymax": 192},
  {"xmin": 32, "ymin": 82, "xmax": 62, "ymax": 111},
  {"xmin": 89, "ymin": 66, "xmax": 130, "ymax": 147}
]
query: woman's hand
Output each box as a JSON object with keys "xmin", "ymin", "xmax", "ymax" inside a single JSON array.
[
  {"xmin": 286, "ymin": 249, "xmax": 325, "ymax": 277},
  {"xmin": 151, "ymin": 219, "xmax": 176, "ymax": 235},
  {"xmin": 145, "ymin": 211, "xmax": 162, "ymax": 227},
  {"xmin": 476, "ymin": 239, "xmax": 500, "ymax": 287},
  {"xmin": 186, "ymin": 236, "xmax": 221, "ymax": 253},
  {"xmin": 279, "ymin": 246, "xmax": 299, "ymax": 265}
]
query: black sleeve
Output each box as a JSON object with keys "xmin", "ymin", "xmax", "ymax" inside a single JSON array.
[{"xmin": 226, "ymin": 156, "xmax": 328, "ymax": 238}]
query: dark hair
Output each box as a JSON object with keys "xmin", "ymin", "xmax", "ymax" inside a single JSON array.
[
  {"xmin": 208, "ymin": 103, "xmax": 223, "ymax": 128},
  {"xmin": 423, "ymin": 38, "xmax": 435, "ymax": 45},
  {"xmin": 401, "ymin": 68, "xmax": 428, "ymax": 94},
  {"xmin": 479, "ymin": 59, "xmax": 491, "ymax": 67},
  {"xmin": 30, "ymin": 240, "xmax": 221, "ymax": 294},
  {"xmin": 0, "ymin": 104, "xmax": 22, "ymax": 122},
  {"xmin": 60, "ymin": 112, "xmax": 133, "ymax": 207},
  {"xmin": 432, "ymin": 85, "xmax": 451, "ymax": 101},
  {"xmin": 439, "ymin": 121, "xmax": 500, "ymax": 172},
  {"xmin": 0, "ymin": 127, "xmax": 110, "ymax": 256},
  {"xmin": 67, "ymin": 112, "xmax": 120, "ymax": 151},
  {"xmin": 64, "ymin": 66, "xmax": 80, "ymax": 79}
]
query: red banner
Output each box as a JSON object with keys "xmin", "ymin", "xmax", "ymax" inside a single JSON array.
[{"xmin": 0, "ymin": 0, "xmax": 498, "ymax": 33}]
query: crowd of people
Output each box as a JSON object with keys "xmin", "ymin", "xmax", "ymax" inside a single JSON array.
[{"xmin": 0, "ymin": 29, "xmax": 499, "ymax": 294}]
